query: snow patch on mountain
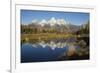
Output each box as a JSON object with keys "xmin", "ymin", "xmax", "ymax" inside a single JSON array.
[{"xmin": 31, "ymin": 17, "xmax": 68, "ymax": 27}]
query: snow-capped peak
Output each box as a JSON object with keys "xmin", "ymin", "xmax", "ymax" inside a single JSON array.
[
  {"xmin": 32, "ymin": 19, "xmax": 38, "ymax": 23},
  {"xmin": 31, "ymin": 17, "xmax": 68, "ymax": 26},
  {"xmin": 56, "ymin": 19, "xmax": 67, "ymax": 25},
  {"xmin": 48, "ymin": 17, "xmax": 57, "ymax": 26},
  {"xmin": 39, "ymin": 19, "xmax": 47, "ymax": 26},
  {"xmin": 48, "ymin": 17, "xmax": 67, "ymax": 26}
]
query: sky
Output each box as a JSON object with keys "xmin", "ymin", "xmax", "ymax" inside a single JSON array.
[{"xmin": 21, "ymin": 9, "xmax": 89, "ymax": 26}]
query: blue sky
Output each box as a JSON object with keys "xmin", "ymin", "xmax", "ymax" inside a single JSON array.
[{"xmin": 21, "ymin": 9, "xmax": 89, "ymax": 26}]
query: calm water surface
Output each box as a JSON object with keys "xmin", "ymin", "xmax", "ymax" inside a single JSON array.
[{"xmin": 21, "ymin": 38, "xmax": 88, "ymax": 63}]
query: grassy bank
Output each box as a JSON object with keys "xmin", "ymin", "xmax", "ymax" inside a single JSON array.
[
  {"xmin": 21, "ymin": 33, "xmax": 75, "ymax": 43},
  {"xmin": 21, "ymin": 33, "xmax": 89, "ymax": 44}
]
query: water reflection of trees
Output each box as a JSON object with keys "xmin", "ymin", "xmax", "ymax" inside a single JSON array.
[
  {"xmin": 58, "ymin": 37, "xmax": 89, "ymax": 60},
  {"xmin": 31, "ymin": 37, "xmax": 89, "ymax": 60}
]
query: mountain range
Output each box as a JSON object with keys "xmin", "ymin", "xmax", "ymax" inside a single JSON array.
[
  {"xmin": 31, "ymin": 17, "xmax": 69, "ymax": 27},
  {"xmin": 22, "ymin": 17, "xmax": 88, "ymax": 33}
]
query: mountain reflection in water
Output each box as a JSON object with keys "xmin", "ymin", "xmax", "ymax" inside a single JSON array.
[{"xmin": 21, "ymin": 38, "xmax": 89, "ymax": 63}]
